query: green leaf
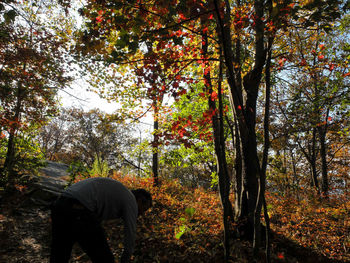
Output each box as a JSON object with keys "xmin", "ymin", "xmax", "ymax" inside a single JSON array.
[
  {"xmin": 4, "ymin": 10, "xmax": 17, "ymax": 23},
  {"xmin": 175, "ymin": 225, "xmax": 187, "ymax": 239},
  {"xmin": 116, "ymin": 38, "xmax": 126, "ymax": 48},
  {"xmin": 185, "ymin": 207, "xmax": 195, "ymax": 218}
]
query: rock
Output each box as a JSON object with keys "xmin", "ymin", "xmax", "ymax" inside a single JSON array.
[{"xmin": 27, "ymin": 161, "xmax": 70, "ymax": 206}]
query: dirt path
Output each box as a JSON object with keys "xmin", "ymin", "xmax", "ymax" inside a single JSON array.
[
  {"xmin": 0, "ymin": 161, "xmax": 73, "ymax": 263},
  {"xmin": 0, "ymin": 161, "xmax": 120, "ymax": 263}
]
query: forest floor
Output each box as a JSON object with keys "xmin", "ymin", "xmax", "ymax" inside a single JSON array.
[{"xmin": 0, "ymin": 165, "xmax": 349, "ymax": 262}]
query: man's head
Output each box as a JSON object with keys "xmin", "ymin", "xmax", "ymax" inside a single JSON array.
[{"xmin": 131, "ymin": 189, "xmax": 152, "ymax": 216}]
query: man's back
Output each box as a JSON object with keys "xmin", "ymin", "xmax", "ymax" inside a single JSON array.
[{"xmin": 63, "ymin": 177, "xmax": 138, "ymax": 221}]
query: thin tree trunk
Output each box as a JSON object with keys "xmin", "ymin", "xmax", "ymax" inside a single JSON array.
[
  {"xmin": 310, "ymin": 128, "xmax": 319, "ymax": 192},
  {"xmin": 3, "ymin": 132, "xmax": 16, "ymax": 176},
  {"xmin": 225, "ymin": 114, "xmax": 243, "ymax": 220},
  {"xmin": 213, "ymin": 0, "xmax": 265, "ymax": 242},
  {"xmin": 290, "ymin": 148, "xmax": 300, "ymax": 200},
  {"xmin": 145, "ymin": 42, "xmax": 161, "ymax": 187},
  {"xmin": 318, "ymin": 108, "xmax": 329, "ymax": 198},
  {"xmin": 319, "ymin": 129, "xmax": 328, "ymax": 197},
  {"xmin": 255, "ymin": 36, "xmax": 273, "ymax": 262},
  {"xmin": 202, "ymin": 25, "xmax": 233, "ymax": 262},
  {"xmin": 218, "ymin": 56, "xmax": 234, "ymax": 262},
  {"xmin": 3, "ymin": 81, "xmax": 23, "ymax": 183},
  {"xmin": 233, "ymin": 117, "xmax": 243, "ymax": 219},
  {"xmin": 152, "ymin": 105, "xmax": 159, "ymax": 186}
]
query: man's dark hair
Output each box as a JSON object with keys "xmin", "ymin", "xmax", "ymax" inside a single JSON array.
[{"xmin": 131, "ymin": 189, "xmax": 152, "ymax": 206}]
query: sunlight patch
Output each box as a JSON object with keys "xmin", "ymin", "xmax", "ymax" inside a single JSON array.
[{"xmin": 21, "ymin": 237, "xmax": 42, "ymax": 252}]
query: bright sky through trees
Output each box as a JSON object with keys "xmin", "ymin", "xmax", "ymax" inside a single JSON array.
[{"xmin": 58, "ymin": 81, "xmax": 119, "ymax": 113}]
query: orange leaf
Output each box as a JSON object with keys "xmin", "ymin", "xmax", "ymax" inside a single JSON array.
[
  {"xmin": 96, "ymin": 16, "xmax": 103, "ymax": 23},
  {"xmin": 318, "ymin": 54, "xmax": 325, "ymax": 60},
  {"xmin": 277, "ymin": 252, "xmax": 284, "ymax": 259}
]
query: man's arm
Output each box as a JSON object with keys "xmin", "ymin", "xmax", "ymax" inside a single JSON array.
[{"xmin": 121, "ymin": 206, "xmax": 137, "ymax": 263}]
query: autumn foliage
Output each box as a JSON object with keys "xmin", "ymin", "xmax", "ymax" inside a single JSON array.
[
  {"xmin": 69, "ymin": 172, "xmax": 350, "ymax": 262},
  {"xmin": 267, "ymin": 191, "xmax": 350, "ymax": 262},
  {"xmin": 1, "ymin": 0, "xmax": 349, "ymax": 262}
]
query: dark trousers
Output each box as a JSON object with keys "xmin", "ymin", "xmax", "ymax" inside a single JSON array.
[{"xmin": 50, "ymin": 196, "xmax": 114, "ymax": 263}]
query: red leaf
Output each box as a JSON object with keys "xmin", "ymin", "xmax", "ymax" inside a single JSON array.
[
  {"xmin": 318, "ymin": 54, "xmax": 325, "ymax": 60},
  {"xmin": 204, "ymin": 66, "xmax": 211, "ymax": 76},
  {"xmin": 179, "ymin": 13, "xmax": 186, "ymax": 20},
  {"xmin": 278, "ymin": 58, "xmax": 285, "ymax": 67},
  {"xmin": 96, "ymin": 16, "xmax": 103, "ymax": 23},
  {"xmin": 178, "ymin": 129, "xmax": 185, "ymax": 138},
  {"xmin": 175, "ymin": 29, "xmax": 182, "ymax": 36},
  {"xmin": 277, "ymin": 252, "xmax": 284, "ymax": 259},
  {"xmin": 300, "ymin": 59, "xmax": 307, "ymax": 66},
  {"xmin": 211, "ymin": 91, "xmax": 218, "ymax": 101}
]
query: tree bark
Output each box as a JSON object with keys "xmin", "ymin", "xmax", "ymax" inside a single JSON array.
[
  {"xmin": 202, "ymin": 23, "xmax": 233, "ymax": 261},
  {"xmin": 255, "ymin": 36, "xmax": 273, "ymax": 262},
  {"xmin": 233, "ymin": 118, "xmax": 243, "ymax": 219},
  {"xmin": 318, "ymin": 108, "xmax": 330, "ymax": 197},
  {"xmin": 146, "ymin": 42, "xmax": 161, "ymax": 187},
  {"xmin": 152, "ymin": 104, "xmax": 159, "ymax": 186},
  {"xmin": 213, "ymin": 0, "xmax": 266, "ymax": 243},
  {"xmin": 310, "ymin": 128, "xmax": 320, "ymax": 191},
  {"xmin": 3, "ymin": 81, "xmax": 23, "ymax": 183}
]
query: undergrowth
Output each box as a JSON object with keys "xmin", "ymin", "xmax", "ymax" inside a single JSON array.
[{"xmin": 71, "ymin": 173, "xmax": 349, "ymax": 262}]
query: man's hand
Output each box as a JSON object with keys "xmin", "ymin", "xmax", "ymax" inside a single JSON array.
[{"xmin": 120, "ymin": 250, "xmax": 131, "ymax": 263}]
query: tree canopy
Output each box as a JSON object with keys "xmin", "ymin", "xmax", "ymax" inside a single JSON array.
[{"xmin": 0, "ymin": 1, "xmax": 349, "ymax": 262}]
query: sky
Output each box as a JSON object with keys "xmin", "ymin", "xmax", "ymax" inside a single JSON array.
[
  {"xmin": 58, "ymin": 81, "xmax": 155, "ymax": 133},
  {"xmin": 58, "ymin": 83, "xmax": 119, "ymax": 114}
]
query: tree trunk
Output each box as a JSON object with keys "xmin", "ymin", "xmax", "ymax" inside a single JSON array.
[
  {"xmin": 152, "ymin": 105, "xmax": 159, "ymax": 186},
  {"xmin": 318, "ymin": 108, "xmax": 330, "ymax": 197},
  {"xmin": 3, "ymin": 132, "xmax": 16, "ymax": 176},
  {"xmin": 233, "ymin": 118, "xmax": 243, "ymax": 219},
  {"xmin": 202, "ymin": 25, "xmax": 233, "ymax": 261},
  {"xmin": 146, "ymin": 42, "xmax": 161, "ymax": 187},
  {"xmin": 238, "ymin": 125, "xmax": 260, "ymax": 239},
  {"xmin": 255, "ymin": 38, "xmax": 273, "ymax": 262},
  {"xmin": 213, "ymin": 0, "xmax": 266, "ymax": 243},
  {"xmin": 310, "ymin": 128, "xmax": 319, "ymax": 191},
  {"xmin": 2, "ymin": 82, "xmax": 23, "ymax": 184},
  {"xmin": 319, "ymin": 130, "xmax": 328, "ymax": 197}
]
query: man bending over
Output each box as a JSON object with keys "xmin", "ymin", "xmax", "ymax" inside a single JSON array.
[{"xmin": 50, "ymin": 177, "xmax": 152, "ymax": 263}]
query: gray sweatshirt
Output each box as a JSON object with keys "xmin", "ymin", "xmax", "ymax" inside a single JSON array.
[{"xmin": 62, "ymin": 177, "xmax": 138, "ymax": 255}]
